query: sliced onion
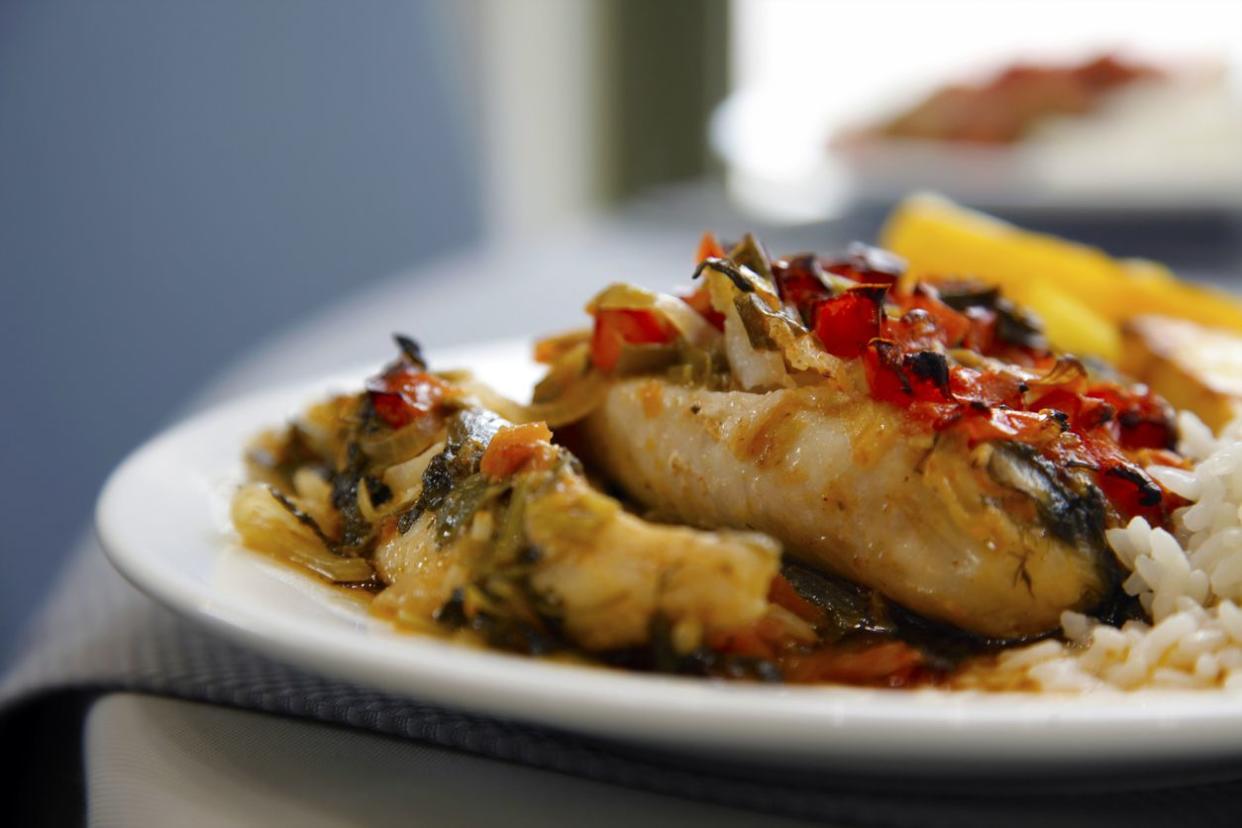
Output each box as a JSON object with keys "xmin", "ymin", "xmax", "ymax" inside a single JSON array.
[
  {"xmin": 721, "ymin": 295, "xmax": 789, "ymax": 390},
  {"xmin": 453, "ymin": 376, "xmax": 529, "ymax": 424},
  {"xmin": 699, "ymin": 261, "xmax": 840, "ymax": 379},
  {"xmin": 585, "ymin": 282, "xmax": 658, "ymax": 313},
  {"xmin": 532, "ymin": 342, "xmax": 591, "ymax": 404},
  {"xmin": 587, "ymin": 283, "xmax": 718, "ymax": 347},
  {"xmin": 521, "ymin": 370, "xmax": 610, "ymax": 427},
  {"xmin": 358, "ymin": 416, "xmax": 441, "ymax": 467},
  {"xmin": 231, "ymin": 484, "xmax": 374, "ymax": 583},
  {"xmin": 650, "ymin": 292, "xmax": 718, "ymax": 347}
]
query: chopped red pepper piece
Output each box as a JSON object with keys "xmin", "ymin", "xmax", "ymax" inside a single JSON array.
[
  {"xmin": 782, "ymin": 640, "xmax": 926, "ymax": 687},
  {"xmin": 772, "ymin": 255, "xmax": 832, "ymax": 324},
  {"xmin": 823, "ymin": 243, "xmax": 905, "ymax": 288},
  {"xmin": 949, "ymin": 365, "xmax": 1026, "ymax": 410},
  {"xmin": 1085, "ymin": 385, "xmax": 1177, "ymax": 450},
  {"xmin": 814, "ymin": 287, "xmax": 885, "ymax": 358},
  {"xmin": 590, "ymin": 308, "xmax": 677, "ymax": 373},
  {"xmin": 767, "ymin": 574, "xmax": 826, "ymax": 626},
  {"xmin": 862, "ymin": 340, "xmax": 912, "ymax": 405},
  {"xmin": 694, "ymin": 231, "xmax": 726, "ymax": 264},
  {"xmin": 901, "ymin": 286, "xmax": 972, "ymax": 346},
  {"xmin": 956, "ymin": 408, "xmax": 1063, "ymax": 447},
  {"xmin": 480, "ymin": 422, "xmax": 554, "ymax": 479},
  {"xmin": 366, "ymin": 366, "xmax": 449, "ymax": 429},
  {"xmin": 707, "ymin": 621, "xmax": 782, "ymax": 662},
  {"xmin": 680, "ymin": 284, "xmax": 725, "ymax": 330},
  {"xmin": 1095, "ymin": 462, "xmax": 1167, "ymax": 525}
]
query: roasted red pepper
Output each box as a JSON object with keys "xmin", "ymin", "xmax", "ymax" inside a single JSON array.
[
  {"xmin": 1094, "ymin": 458, "xmax": 1169, "ymax": 525},
  {"xmin": 366, "ymin": 365, "xmax": 449, "ymax": 429},
  {"xmin": 772, "ymin": 255, "xmax": 833, "ymax": 324},
  {"xmin": 480, "ymin": 422, "xmax": 554, "ymax": 479},
  {"xmin": 680, "ymin": 285, "xmax": 725, "ymax": 331},
  {"xmin": 590, "ymin": 308, "xmax": 678, "ymax": 373},
  {"xmin": 814, "ymin": 287, "xmax": 885, "ymax": 359},
  {"xmin": 900, "ymin": 286, "xmax": 972, "ymax": 347},
  {"xmin": 767, "ymin": 574, "xmax": 826, "ymax": 626},
  {"xmin": 1085, "ymin": 385, "xmax": 1177, "ymax": 450},
  {"xmin": 781, "ymin": 640, "xmax": 926, "ymax": 687},
  {"xmin": 694, "ymin": 231, "xmax": 726, "ymax": 264},
  {"xmin": 682, "ymin": 233, "xmax": 730, "ymax": 330},
  {"xmin": 823, "ymin": 243, "xmax": 905, "ymax": 288}
]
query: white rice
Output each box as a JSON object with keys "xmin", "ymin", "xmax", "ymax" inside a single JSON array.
[{"xmin": 958, "ymin": 412, "xmax": 1242, "ymax": 692}]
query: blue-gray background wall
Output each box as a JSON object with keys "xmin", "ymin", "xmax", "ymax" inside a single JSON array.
[{"xmin": 0, "ymin": 0, "xmax": 482, "ymax": 662}]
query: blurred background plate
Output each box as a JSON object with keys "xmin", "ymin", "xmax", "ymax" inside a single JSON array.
[
  {"xmin": 714, "ymin": 77, "xmax": 1242, "ymax": 220},
  {"xmin": 715, "ymin": 0, "xmax": 1242, "ymax": 224}
]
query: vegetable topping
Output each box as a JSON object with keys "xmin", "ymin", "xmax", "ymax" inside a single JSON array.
[
  {"xmin": 366, "ymin": 363, "xmax": 450, "ymax": 429},
  {"xmin": 574, "ymin": 233, "xmax": 1184, "ymax": 528}
]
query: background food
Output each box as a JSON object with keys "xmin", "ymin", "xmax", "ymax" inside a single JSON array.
[
  {"xmin": 884, "ymin": 194, "xmax": 1242, "ymax": 429},
  {"xmin": 1123, "ymin": 317, "xmax": 1242, "ymax": 432},
  {"xmin": 853, "ymin": 54, "xmax": 1161, "ymax": 146}
]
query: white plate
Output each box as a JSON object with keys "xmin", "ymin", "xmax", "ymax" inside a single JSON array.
[{"xmin": 97, "ymin": 340, "xmax": 1242, "ymax": 773}]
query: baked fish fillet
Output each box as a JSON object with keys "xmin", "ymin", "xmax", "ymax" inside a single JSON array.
[
  {"xmin": 364, "ymin": 408, "xmax": 781, "ymax": 653},
  {"xmin": 581, "ymin": 376, "xmax": 1114, "ymax": 639}
]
